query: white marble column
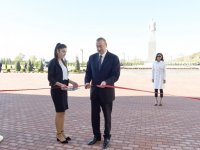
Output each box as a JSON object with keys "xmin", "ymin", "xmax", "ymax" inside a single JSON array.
[
  {"xmin": 0, "ymin": 135, "xmax": 3, "ymax": 142},
  {"xmin": 147, "ymin": 19, "xmax": 156, "ymax": 62}
]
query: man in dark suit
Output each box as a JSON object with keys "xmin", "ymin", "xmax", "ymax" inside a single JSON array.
[{"xmin": 85, "ymin": 37, "xmax": 120, "ymax": 149}]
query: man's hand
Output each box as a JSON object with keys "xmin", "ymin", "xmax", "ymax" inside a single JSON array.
[
  {"xmin": 72, "ymin": 82, "xmax": 78, "ymax": 89},
  {"xmin": 56, "ymin": 82, "xmax": 67, "ymax": 88},
  {"xmin": 85, "ymin": 83, "xmax": 91, "ymax": 89},
  {"xmin": 97, "ymin": 81, "xmax": 106, "ymax": 88},
  {"xmin": 57, "ymin": 83, "xmax": 67, "ymax": 90},
  {"xmin": 60, "ymin": 84, "xmax": 67, "ymax": 88},
  {"xmin": 72, "ymin": 82, "xmax": 78, "ymax": 88}
]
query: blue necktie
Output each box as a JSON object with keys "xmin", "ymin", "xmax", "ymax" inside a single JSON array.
[{"xmin": 98, "ymin": 55, "xmax": 102, "ymax": 70}]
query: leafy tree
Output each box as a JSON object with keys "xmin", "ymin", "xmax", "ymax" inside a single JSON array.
[
  {"xmin": 27, "ymin": 60, "xmax": 33, "ymax": 72},
  {"xmin": 5, "ymin": 61, "xmax": 8, "ymax": 70},
  {"xmin": 29, "ymin": 55, "xmax": 37, "ymax": 63},
  {"xmin": 15, "ymin": 61, "xmax": 21, "ymax": 72},
  {"xmin": 15, "ymin": 53, "xmax": 25, "ymax": 62},
  {"xmin": 38, "ymin": 60, "xmax": 44, "ymax": 72},
  {"xmin": 75, "ymin": 56, "xmax": 80, "ymax": 71}
]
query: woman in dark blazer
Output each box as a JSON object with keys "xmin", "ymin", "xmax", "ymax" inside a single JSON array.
[{"xmin": 48, "ymin": 43, "xmax": 78, "ymax": 144}]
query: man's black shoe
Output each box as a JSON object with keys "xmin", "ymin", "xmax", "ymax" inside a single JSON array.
[
  {"xmin": 102, "ymin": 138, "xmax": 110, "ymax": 149},
  {"xmin": 87, "ymin": 137, "xmax": 101, "ymax": 145}
]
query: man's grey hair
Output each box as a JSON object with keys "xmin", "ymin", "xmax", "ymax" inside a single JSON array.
[{"xmin": 96, "ymin": 37, "xmax": 107, "ymax": 45}]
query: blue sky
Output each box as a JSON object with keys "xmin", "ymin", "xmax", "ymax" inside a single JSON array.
[{"xmin": 0, "ymin": 0, "xmax": 200, "ymax": 61}]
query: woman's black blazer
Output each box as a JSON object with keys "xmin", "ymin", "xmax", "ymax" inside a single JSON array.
[{"xmin": 48, "ymin": 58, "xmax": 69, "ymax": 86}]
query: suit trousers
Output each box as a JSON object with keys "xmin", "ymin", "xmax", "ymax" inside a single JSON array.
[{"xmin": 91, "ymin": 93, "xmax": 113, "ymax": 139}]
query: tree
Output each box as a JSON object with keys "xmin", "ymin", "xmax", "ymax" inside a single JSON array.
[
  {"xmin": 27, "ymin": 60, "xmax": 33, "ymax": 72},
  {"xmin": 29, "ymin": 55, "xmax": 37, "ymax": 68},
  {"xmin": 75, "ymin": 56, "xmax": 80, "ymax": 71},
  {"xmin": 15, "ymin": 61, "xmax": 21, "ymax": 72},
  {"xmin": 5, "ymin": 61, "xmax": 8, "ymax": 70},
  {"xmin": 15, "ymin": 53, "xmax": 25, "ymax": 62},
  {"xmin": 29, "ymin": 55, "xmax": 37, "ymax": 63},
  {"xmin": 7, "ymin": 58, "xmax": 12, "ymax": 64},
  {"xmin": 0, "ymin": 58, "xmax": 6, "ymax": 64},
  {"xmin": 0, "ymin": 58, "xmax": 4, "ymax": 64},
  {"xmin": 38, "ymin": 60, "xmax": 44, "ymax": 72},
  {"xmin": 24, "ymin": 62, "xmax": 27, "ymax": 70}
]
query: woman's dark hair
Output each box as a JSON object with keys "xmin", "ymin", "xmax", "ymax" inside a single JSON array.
[
  {"xmin": 155, "ymin": 53, "xmax": 164, "ymax": 61},
  {"xmin": 54, "ymin": 43, "xmax": 67, "ymax": 59}
]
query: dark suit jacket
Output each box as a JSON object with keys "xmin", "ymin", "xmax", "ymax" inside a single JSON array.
[
  {"xmin": 85, "ymin": 51, "xmax": 120, "ymax": 103},
  {"xmin": 48, "ymin": 58, "xmax": 69, "ymax": 87}
]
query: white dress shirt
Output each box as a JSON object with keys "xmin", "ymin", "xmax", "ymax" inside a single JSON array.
[
  {"xmin": 99, "ymin": 50, "xmax": 108, "ymax": 64},
  {"xmin": 59, "ymin": 60, "xmax": 68, "ymax": 80}
]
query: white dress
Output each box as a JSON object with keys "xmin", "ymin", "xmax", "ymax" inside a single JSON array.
[{"xmin": 152, "ymin": 61, "xmax": 166, "ymax": 89}]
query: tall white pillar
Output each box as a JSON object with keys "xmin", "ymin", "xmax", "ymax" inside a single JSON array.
[
  {"xmin": 0, "ymin": 135, "xmax": 3, "ymax": 142},
  {"xmin": 147, "ymin": 19, "xmax": 156, "ymax": 62}
]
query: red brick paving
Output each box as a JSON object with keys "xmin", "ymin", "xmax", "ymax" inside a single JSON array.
[{"xmin": 0, "ymin": 70, "xmax": 200, "ymax": 150}]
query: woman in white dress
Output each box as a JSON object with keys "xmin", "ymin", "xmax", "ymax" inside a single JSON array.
[{"xmin": 152, "ymin": 53, "xmax": 166, "ymax": 106}]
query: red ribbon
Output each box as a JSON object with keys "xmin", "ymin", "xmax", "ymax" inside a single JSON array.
[{"xmin": 0, "ymin": 84, "xmax": 199, "ymax": 101}]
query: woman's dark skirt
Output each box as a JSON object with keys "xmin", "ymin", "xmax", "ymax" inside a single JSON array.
[{"xmin": 50, "ymin": 80, "xmax": 69, "ymax": 112}]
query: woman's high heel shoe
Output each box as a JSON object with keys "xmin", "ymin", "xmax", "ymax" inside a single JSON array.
[
  {"xmin": 56, "ymin": 138, "xmax": 68, "ymax": 143},
  {"xmin": 65, "ymin": 137, "xmax": 71, "ymax": 141},
  {"xmin": 56, "ymin": 133, "xmax": 68, "ymax": 144},
  {"xmin": 61, "ymin": 130, "xmax": 71, "ymax": 141}
]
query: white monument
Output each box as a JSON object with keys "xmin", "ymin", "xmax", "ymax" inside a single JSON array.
[
  {"xmin": 147, "ymin": 19, "xmax": 156, "ymax": 62},
  {"xmin": 0, "ymin": 135, "xmax": 3, "ymax": 142}
]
